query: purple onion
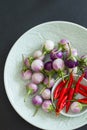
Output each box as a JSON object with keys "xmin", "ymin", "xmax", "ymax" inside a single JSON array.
[
  {"xmin": 31, "ymin": 59, "xmax": 44, "ymax": 72},
  {"xmin": 44, "ymin": 61, "xmax": 53, "ymax": 71},
  {"xmin": 65, "ymin": 59, "xmax": 78, "ymax": 68},
  {"xmin": 42, "ymin": 100, "xmax": 54, "ymax": 112},
  {"xmin": 50, "ymin": 48, "xmax": 63, "ymax": 60},
  {"xmin": 21, "ymin": 70, "xmax": 32, "ymax": 80},
  {"xmin": 43, "ymin": 77, "xmax": 55, "ymax": 88},
  {"xmin": 53, "ymin": 59, "xmax": 65, "ymax": 71},
  {"xmin": 41, "ymin": 89, "xmax": 51, "ymax": 99},
  {"xmin": 24, "ymin": 58, "xmax": 30, "ymax": 67},
  {"xmin": 26, "ymin": 82, "xmax": 38, "ymax": 94},
  {"xmin": 32, "ymin": 72, "xmax": 44, "ymax": 84},
  {"xmin": 70, "ymin": 102, "xmax": 82, "ymax": 113},
  {"xmin": 32, "ymin": 95, "xmax": 43, "ymax": 106}
]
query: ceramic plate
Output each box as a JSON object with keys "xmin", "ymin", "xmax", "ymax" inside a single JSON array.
[{"xmin": 4, "ymin": 21, "xmax": 87, "ymax": 130}]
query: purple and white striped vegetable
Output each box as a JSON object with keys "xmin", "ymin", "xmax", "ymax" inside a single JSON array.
[
  {"xmin": 26, "ymin": 82, "xmax": 38, "ymax": 94},
  {"xmin": 44, "ymin": 40, "xmax": 54, "ymax": 51},
  {"xmin": 59, "ymin": 39, "xmax": 70, "ymax": 52},
  {"xmin": 24, "ymin": 58, "xmax": 30, "ymax": 67},
  {"xmin": 44, "ymin": 61, "xmax": 53, "ymax": 71},
  {"xmin": 50, "ymin": 48, "xmax": 63, "ymax": 60},
  {"xmin": 24, "ymin": 83, "xmax": 38, "ymax": 102},
  {"xmin": 64, "ymin": 43, "xmax": 78, "ymax": 68},
  {"xmin": 43, "ymin": 77, "xmax": 55, "ymax": 88},
  {"xmin": 66, "ymin": 48, "xmax": 78, "ymax": 57},
  {"xmin": 53, "ymin": 59, "xmax": 65, "ymax": 71},
  {"xmin": 42, "ymin": 100, "xmax": 54, "ymax": 112},
  {"xmin": 31, "ymin": 59, "xmax": 44, "ymax": 72},
  {"xmin": 60, "ymin": 39, "xmax": 70, "ymax": 45},
  {"xmin": 34, "ymin": 50, "xmax": 42, "ymax": 58},
  {"xmin": 70, "ymin": 102, "xmax": 82, "ymax": 113},
  {"xmin": 32, "ymin": 72, "xmax": 44, "ymax": 84},
  {"xmin": 21, "ymin": 70, "xmax": 32, "ymax": 80},
  {"xmin": 32, "ymin": 95, "xmax": 43, "ymax": 106},
  {"xmin": 41, "ymin": 89, "xmax": 51, "ymax": 99}
]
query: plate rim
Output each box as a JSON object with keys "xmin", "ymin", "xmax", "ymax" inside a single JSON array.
[{"xmin": 4, "ymin": 21, "xmax": 87, "ymax": 130}]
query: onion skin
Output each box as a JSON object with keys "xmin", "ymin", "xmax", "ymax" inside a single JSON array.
[{"xmin": 32, "ymin": 95, "xmax": 43, "ymax": 106}]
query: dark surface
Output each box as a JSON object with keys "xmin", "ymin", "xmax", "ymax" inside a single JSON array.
[{"xmin": 0, "ymin": 0, "xmax": 87, "ymax": 130}]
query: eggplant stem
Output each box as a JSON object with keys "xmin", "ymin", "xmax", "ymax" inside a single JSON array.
[
  {"xmin": 39, "ymin": 86, "xmax": 46, "ymax": 94},
  {"xmin": 33, "ymin": 107, "xmax": 39, "ymax": 117},
  {"xmin": 48, "ymin": 75, "xmax": 51, "ymax": 87},
  {"xmin": 24, "ymin": 90, "xmax": 31, "ymax": 102}
]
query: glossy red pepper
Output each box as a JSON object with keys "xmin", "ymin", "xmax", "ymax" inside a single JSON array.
[
  {"xmin": 56, "ymin": 95, "xmax": 67, "ymax": 115},
  {"xmin": 67, "ymin": 72, "xmax": 74, "ymax": 92},
  {"xmin": 66, "ymin": 84, "xmax": 75, "ymax": 113},
  {"xmin": 53, "ymin": 80, "xmax": 67, "ymax": 100},
  {"xmin": 75, "ymin": 73, "xmax": 85, "ymax": 94},
  {"xmin": 57, "ymin": 81, "xmax": 68, "ymax": 106},
  {"xmin": 77, "ymin": 98, "xmax": 87, "ymax": 104},
  {"xmin": 79, "ymin": 84, "xmax": 87, "ymax": 92},
  {"xmin": 78, "ymin": 89, "xmax": 87, "ymax": 97}
]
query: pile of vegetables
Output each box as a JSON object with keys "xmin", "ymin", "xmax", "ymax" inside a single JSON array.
[{"xmin": 21, "ymin": 39, "xmax": 87, "ymax": 116}]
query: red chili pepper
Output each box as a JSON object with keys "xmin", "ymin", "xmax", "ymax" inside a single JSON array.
[
  {"xmin": 77, "ymin": 98, "xmax": 87, "ymax": 104},
  {"xmin": 67, "ymin": 72, "xmax": 74, "ymax": 92},
  {"xmin": 57, "ymin": 81, "xmax": 69, "ymax": 106},
  {"xmin": 53, "ymin": 80, "xmax": 67, "ymax": 100},
  {"xmin": 56, "ymin": 95, "xmax": 67, "ymax": 115},
  {"xmin": 79, "ymin": 84, "xmax": 87, "ymax": 92},
  {"xmin": 66, "ymin": 84, "xmax": 75, "ymax": 113},
  {"xmin": 78, "ymin": 89, "xmax": 87, "ymax": 97},
  {"xmin": 75, "ymin": 73, "xmax": 85, "ymax": 94}
]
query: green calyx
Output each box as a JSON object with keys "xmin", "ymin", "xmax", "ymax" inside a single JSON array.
[
  {"xmin": 24, "ymin": 88, "xmax": 33, "ymax": 102},
  {"xmin": 28, "ymin": 56, "xmax": 34, "ymax": 64},
  {"xmin": 48, "ymin": 105, "xmax": 55, "ymax": 112}
]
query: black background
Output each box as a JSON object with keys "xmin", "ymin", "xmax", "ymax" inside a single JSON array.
[{"xmin": 0, "ymin": 0, "xmax": 87, "ymax": 130}]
